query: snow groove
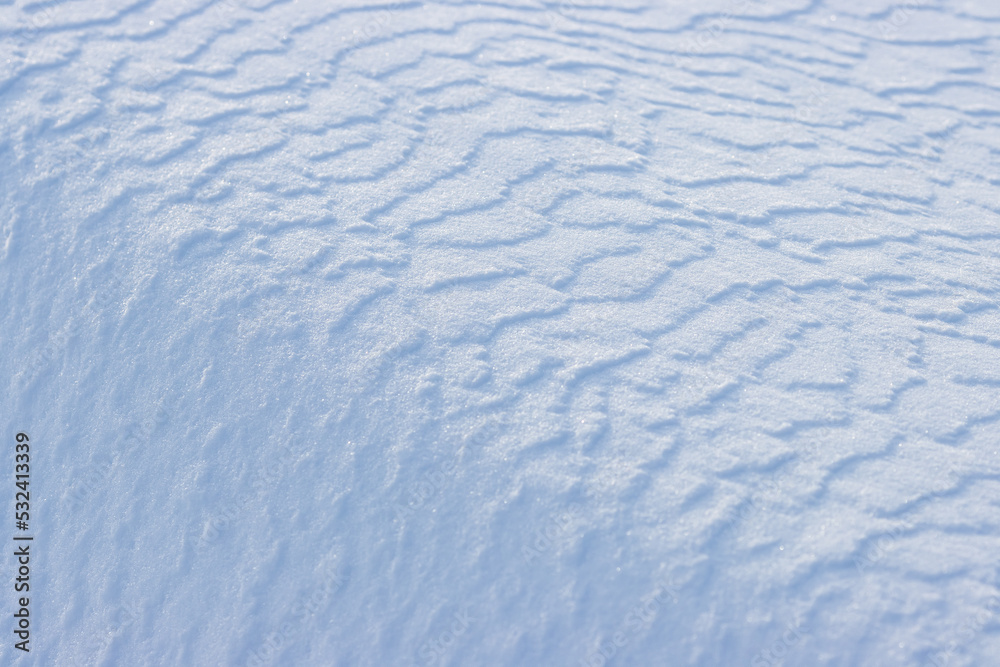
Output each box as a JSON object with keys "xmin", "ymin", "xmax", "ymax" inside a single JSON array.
[{"xmin": 1, "ymin": 0, "xmax": 999, "ymax": 665}]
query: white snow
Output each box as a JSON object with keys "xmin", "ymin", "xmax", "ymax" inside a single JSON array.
[{"xmin": 1, "ymin": 0, "xmax": 999, "ymax": 665}]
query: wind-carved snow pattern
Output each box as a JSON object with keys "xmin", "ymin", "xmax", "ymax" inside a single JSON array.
[{"xmin": 1, "ymin": 0, "xmax": 999, "ymax": 665}]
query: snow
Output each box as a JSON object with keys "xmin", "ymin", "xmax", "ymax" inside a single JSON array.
[{"xmin": 1, "ymin": 0, "xmax": 999, "ymax": 665}]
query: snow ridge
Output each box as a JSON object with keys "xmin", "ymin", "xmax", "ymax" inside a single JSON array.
[{"xmin": 1, "ymin": 0, "xmax": 999, "ymax": 665}]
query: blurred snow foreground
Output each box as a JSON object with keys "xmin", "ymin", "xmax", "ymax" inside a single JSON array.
[{"xmin": 1, "ymin": 0, "xmax": 999, "ymax": 665}]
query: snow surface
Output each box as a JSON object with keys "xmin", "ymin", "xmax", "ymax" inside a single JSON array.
[{"xmin": 2, "ymin": 0, "xmax": 1000, "ymax": 665}]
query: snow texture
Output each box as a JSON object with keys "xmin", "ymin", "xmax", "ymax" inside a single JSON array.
[{"xmin": 1, "ymin": 0, "xmax": 999, "ymax": 665}]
